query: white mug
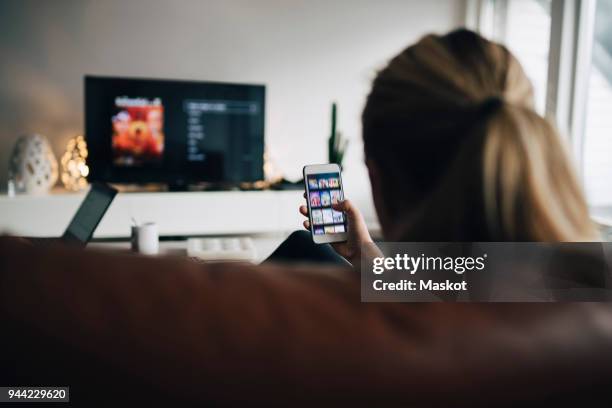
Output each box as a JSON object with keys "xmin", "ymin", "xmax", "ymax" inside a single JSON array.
[{"xmin": 131, "ymin": 222, "xmax": 159, "ymax": 255}]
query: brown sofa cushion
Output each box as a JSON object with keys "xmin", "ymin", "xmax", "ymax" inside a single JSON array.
[{"xmin": 1, "ymin": 236, "xmax": 612, "ymax": 406}]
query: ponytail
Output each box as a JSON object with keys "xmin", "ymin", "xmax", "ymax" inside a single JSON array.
[{"xmin": 481, "ymin": 103, "xmax": 597, "ymax": 241}]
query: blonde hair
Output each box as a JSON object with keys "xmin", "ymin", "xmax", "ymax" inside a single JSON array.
[{"xmin": 363, "ymin": 29, "xmax": 597, "ymax": 241}]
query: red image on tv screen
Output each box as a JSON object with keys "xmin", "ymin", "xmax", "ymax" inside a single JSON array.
[{"xmin": 112, "ymin": 96, "xmax": 164, "ymax": 166}]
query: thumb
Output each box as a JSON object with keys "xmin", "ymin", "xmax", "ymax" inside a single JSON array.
[{"xmin": 332, "ymin": 199, "xmax": 356, "ymax": 219}]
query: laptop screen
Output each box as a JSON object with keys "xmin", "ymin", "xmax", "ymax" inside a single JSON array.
[{"xmin": 62, "ymin": 183, "xmax": 117, "ymax": 245}]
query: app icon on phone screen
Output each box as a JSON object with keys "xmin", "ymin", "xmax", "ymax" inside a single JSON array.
[
  {"xmin": 311, "ymin": 209, "xmax": 323, "ymax": 225},
  {"xmin": 309, "ymin": 191, "xmax": 321, "ymax": 207},
  {"xmin": 320, "ymin": 191, "xmax": 331, "ymax": 206},
  {"xmin": 330, "ymin": 190, "xmax": 342, "ymax": 204}
]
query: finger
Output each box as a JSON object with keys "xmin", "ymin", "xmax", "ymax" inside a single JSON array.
[
  {"xmin": 332, "ymin": 199, "xmax": 352, "ymax": 213},
  {"xmin": 303, "ymin": 219, "xmax": 311, "ymax": 230},
  {"xmin": 299, "ymin": 205, "xmax": 309, "ymax": 216},
  {"xmin": 332, "ymin": 199, "xmax": 359, "ymax": 223}
]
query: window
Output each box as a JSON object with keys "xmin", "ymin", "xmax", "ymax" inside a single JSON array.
[
  {"xmin": 476, "ymin": 0, "xmax": 552, "ymax": 113},
  {"xmin": 500, "ymin": 0, "xmax": 552, "ymax": 113},
  {"xmin": 583, "ymin": 0, "xmax": 612, "ymax": 207},
  {"xmin": 468, "ymin": 0, "xmax": 612, "ymax": 223}
]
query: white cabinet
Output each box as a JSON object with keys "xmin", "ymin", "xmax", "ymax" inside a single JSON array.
[{"xmin": 0, "ymin": 190, "xmax": 304, "ymax": 238}]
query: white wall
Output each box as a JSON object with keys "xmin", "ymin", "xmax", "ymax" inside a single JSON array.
[{"xmin": 0, "ymin": 0, "xmax": 464, "ymax": 224}]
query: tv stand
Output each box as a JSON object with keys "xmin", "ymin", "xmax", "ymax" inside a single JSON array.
[
  {"xmin": 0, "ymin": 189, "xmax": 304, "ymax": 238},
  {"xmin": 167, "ymin": 181, "xmax": 188, "ymax": 192},
  {"xmin": 110, "ymin": 182, "xmax": 265, "ymax": 193}
]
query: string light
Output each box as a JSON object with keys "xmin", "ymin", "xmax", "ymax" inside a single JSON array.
[{"xmin": 61, "ymin": 135, "xmax": 89, "ymax": 191}]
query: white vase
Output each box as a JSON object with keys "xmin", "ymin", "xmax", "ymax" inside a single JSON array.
[{"xmin": 9, "ymin": 134, "xmax": 58, "ymax": 195}]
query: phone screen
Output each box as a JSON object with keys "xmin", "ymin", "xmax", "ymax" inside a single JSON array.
[{"xmin": 305, "ymin": 172, "xmax": 347, "ymax": 236}]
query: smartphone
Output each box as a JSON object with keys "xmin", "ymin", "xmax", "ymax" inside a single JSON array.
[{"xmin": 303, "ymin": 163, "xmax": 348, "ymax": 244}]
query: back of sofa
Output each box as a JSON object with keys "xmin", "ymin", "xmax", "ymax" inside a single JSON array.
[{"xmin": 1, "ymin": 237, "xmax": 612, "ymax": 406}]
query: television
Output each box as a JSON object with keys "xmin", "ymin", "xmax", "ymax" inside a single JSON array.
[{"xmin": 85, "ymin": 76, "xmax": 265, "ymax": 187}]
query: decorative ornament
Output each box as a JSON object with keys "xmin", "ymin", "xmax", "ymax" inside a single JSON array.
[
  {"xmin": 8, "ymin": 134, "xmax": 58, "ymax": 195},
  {"xmin": 60, "ymin": 135, "xmax": 89, "ymax": 191}
]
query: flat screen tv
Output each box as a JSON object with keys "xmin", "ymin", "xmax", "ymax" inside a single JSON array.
[{"xmin": 85, "ymin": 76, "xmax": 265, "ymax": 187}]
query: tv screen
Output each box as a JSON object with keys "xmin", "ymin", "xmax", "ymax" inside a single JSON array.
[{"xmin": 85, "ymin": 76, "xmax": 265, "ymax": 185}]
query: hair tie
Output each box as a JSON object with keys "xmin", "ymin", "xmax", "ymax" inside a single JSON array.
[{"xmin": 478, "ymin": 96, "xmax": 504, "ymax": 118}]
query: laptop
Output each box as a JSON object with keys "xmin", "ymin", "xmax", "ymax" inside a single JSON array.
[{"xmin": 29, "ymin": 182, "xmax": 118, "ymax": 247}]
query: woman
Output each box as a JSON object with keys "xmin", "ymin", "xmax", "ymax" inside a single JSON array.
[{"xmin": 271, "ymin": 28, "xmax": 598, "ymax": 267}]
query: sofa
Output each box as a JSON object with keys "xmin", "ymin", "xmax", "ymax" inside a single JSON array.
[{"xmin": 1, "ymin": 237, "xmax": 612, "ymax": 406}]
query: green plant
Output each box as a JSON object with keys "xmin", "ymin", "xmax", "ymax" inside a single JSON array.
[{"xmin": 328, "ymin": 102, "xmax": 349, "ymax": 167}]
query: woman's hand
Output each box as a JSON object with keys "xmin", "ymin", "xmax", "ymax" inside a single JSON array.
[{"xmin": 299, "ymin": 197, "xmax": 375, "ymax": 266}]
